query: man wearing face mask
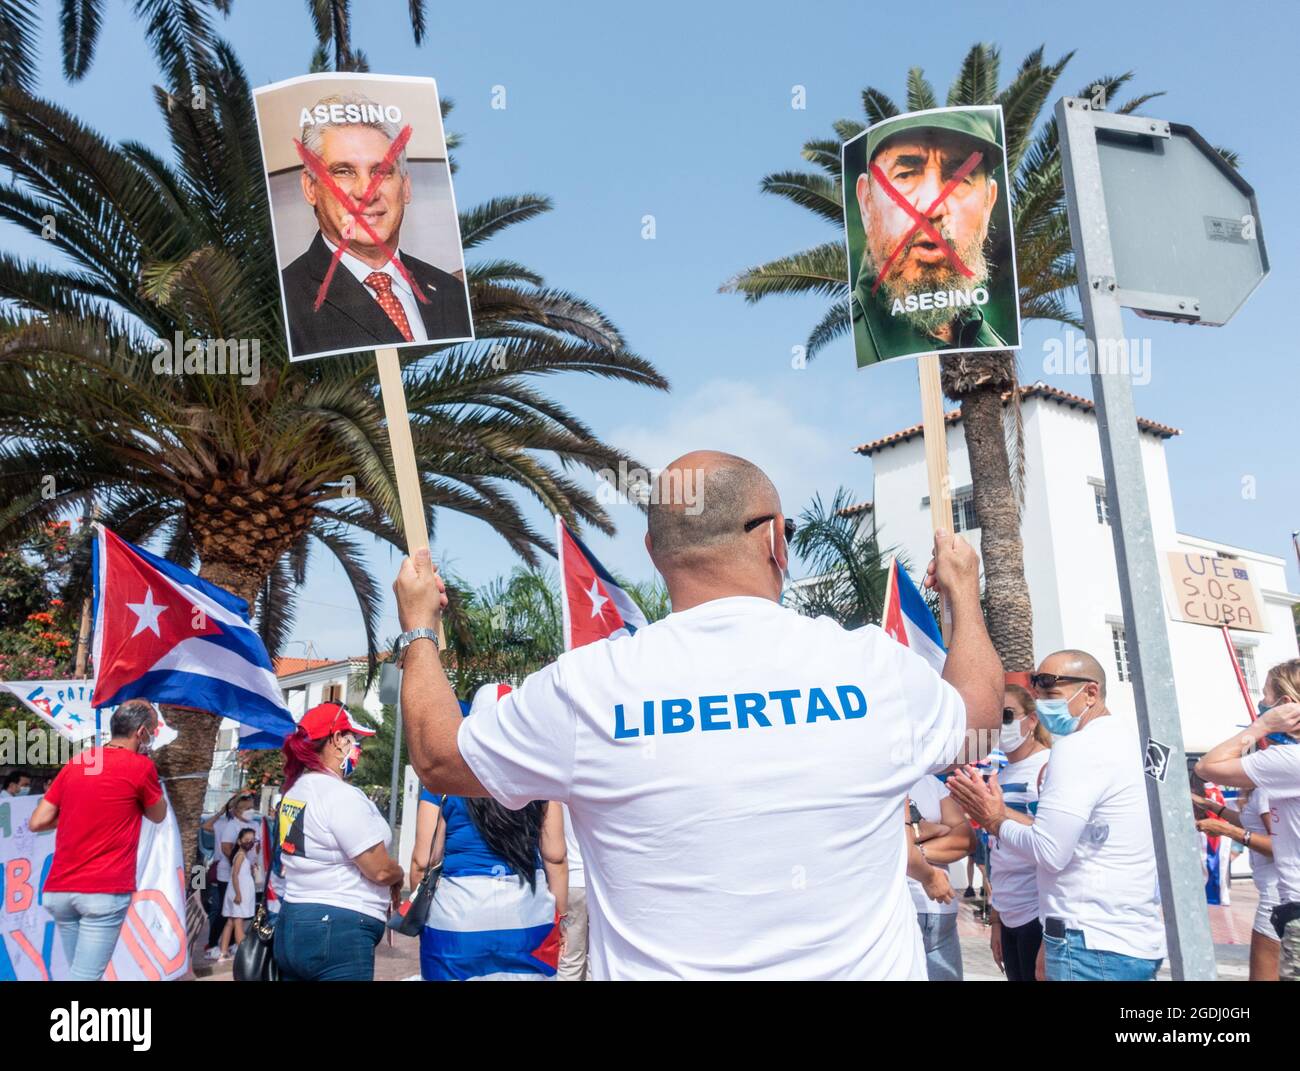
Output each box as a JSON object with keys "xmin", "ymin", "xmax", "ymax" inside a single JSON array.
[
  {"xmin": 392, "ymin": 450, "xmax": 1004, "ymax": 980},
  {"xmin": 29, "ymin": 699, "xmax": 168, "ymax": 980},
  {"xmin": 947, "ymin": 649, "xmax": 1166, "ymax": 982},
  {"xmin": 3, "ymin": 771, "xmax": 31, "ymax": 796},
  {"xmin": 274, "ymin": 702, "xmax": 406, "ymax": 981}
]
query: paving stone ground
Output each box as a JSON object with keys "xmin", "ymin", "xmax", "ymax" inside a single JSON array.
[{"xmin": 195, "ymin": 879, "xmax": 1260, "ymax": 981}]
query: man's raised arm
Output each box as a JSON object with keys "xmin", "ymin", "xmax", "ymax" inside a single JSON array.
[
  {"xmin": 393, "ymin": 549, "xmax": 488, "ymax": 797},
  {"xmin": 924, "ymin": 529, "xmax": 1003, "ymax": 736}
]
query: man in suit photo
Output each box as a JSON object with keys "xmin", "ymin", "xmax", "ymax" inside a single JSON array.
[{"xmin": 280, "ymin": 92, "xmax": 473, "ymax": 360}]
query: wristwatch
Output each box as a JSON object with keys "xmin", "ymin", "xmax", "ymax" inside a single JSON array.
[
  {"xmin": 395, "ymin": 627, "xmax": 439, "ymax": 665},
  {"xmin": 1243, "ymin": 830, "xmax": 1253, "ymax": 848}
]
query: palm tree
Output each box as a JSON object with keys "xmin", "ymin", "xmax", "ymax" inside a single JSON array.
[
  {"xmin": 304, "ymin": 0, "xmax": 428, "ymax": 73},
  {"xmin": 788, "ymin": 488, "xmax": 895, "ymax": 629},
  {"xmin": 0, "ymin": 0, "xmax": 432, "ymax": 89},
  {"xmin": 723, "ymin": 44, "xmax": 1160, "ymax": 671},
  {"xmin": 444, "ymin": 565, "xmax": 670, "ymax": 696},
  {"xmin": 0, "ymin": 42, "xmax": 666, "ymax": 858}
]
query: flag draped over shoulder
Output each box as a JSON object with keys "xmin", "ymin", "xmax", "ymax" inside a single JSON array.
[
  {"xmin": 90, "ymin": 525, "xmax": 295, "ymax": 737},
  {"xmin": 555, "ymin": 515, "xmax": 648, "ymax": 651},
  {"xmin": 881, "ymin": 556, "xmax": 946, "ymax": 674}
]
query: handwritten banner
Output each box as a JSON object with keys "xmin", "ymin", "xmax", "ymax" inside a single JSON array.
[
  {"xmin": 0, "ymin": 791, "xmax": 190, "ymax": 981},
  {"xmin": 1166, "ymin": 551, "xmax": 1267, "ymax": 634}
]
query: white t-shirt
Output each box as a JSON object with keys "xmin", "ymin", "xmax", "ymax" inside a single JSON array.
[
  {"xmin": 458, "ymin": 595, "xmax": 966, "ymax": 980},
  {"xmin": 1239, "ymin": 789, "xmax": 1278, "ymax": 897},
  {"xmin": 989, "ymin": 748, "xmax": 1051, "ymax": 928},
  {"xmin": 561, "ymin": 803, "xmax": 585, "ymax": 889},
  {"xmin": 906, "ymin": 775, "xmax": 959, "ymax": 916},
  {"xmin": 278, "ymin": 772, "xmax": 393, "ymax": 921},
  {"xmin": 998, "ymin": 712, "xmax": 1166, "ymax": 960},
  {"xmin": 1243, "ymin": 743, "xmax": 1300, "ymax": 903},
  {"xmin": 216, "ymin": 814, "xmax": 259, "ymax": 882}
]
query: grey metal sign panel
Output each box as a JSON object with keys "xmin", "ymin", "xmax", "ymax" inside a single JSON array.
[{"xmin": 1095, "ymin": 121, "xmax": 1268, "ymax": 325}]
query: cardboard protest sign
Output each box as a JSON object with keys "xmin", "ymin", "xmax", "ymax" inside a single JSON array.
[
  {"xmin": 0, "ymin": 791, "xmax": 189, "ymax": 980},
  {"xmin": 1166, "ymin": 551, "xmax": 1267, "ymax": 633},
  {"xmin": 842, "ymin": 105, "xmax": 1021, "ymax": 367},
  {"xmin": 252, "ymin": 72, "xmax": 474, "ymax": 362}
]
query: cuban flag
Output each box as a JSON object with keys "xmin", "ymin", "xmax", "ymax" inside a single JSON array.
[
  {"xmin": 881, "ymin": 556, "xmax": 946, "ymax": 674},
  {"xmin": 555, "ymin": 515, "xmax": 648, "ymax": 651},
  {"xmin": 90, "ymin": 525, "xmax": 295, "ymax": 737}
]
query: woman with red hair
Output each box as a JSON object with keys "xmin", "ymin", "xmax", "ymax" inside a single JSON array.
[{"xmin": 273, "ymin": 702, "xmax": 405, "ymax": 980}]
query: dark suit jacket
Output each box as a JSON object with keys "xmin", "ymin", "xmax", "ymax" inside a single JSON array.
[{"xmin": 280, "ymin": 232, "xmax": 473, "ymax": 358}]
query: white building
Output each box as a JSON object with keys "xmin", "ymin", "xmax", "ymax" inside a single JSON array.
[
  {"xmin": 202, "ymin": 655, "xmax": 384, "ymax": 811},
  {"xmin": 850, "ymin": 381, "xmax": 1299, "ymax": 754}
]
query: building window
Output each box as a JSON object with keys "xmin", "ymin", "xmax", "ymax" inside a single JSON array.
[
  {"xmin": 951, "ymin": 488, "xmax": 977, "ymax": 533},
  {"xmin": 1093, "ymin": 482, "xmax": 1110, "ymax": 525},
  {"xmin": 1234, "ymin": 645, "xmax": 1259, "ymax": 696},
  {"xmin": 324, "ymin": 683, "xmax": 343, "ymax": 704},
  {"xmin": 1110, "ymin": 624, "xmax": 1130, "ymax": 683}
]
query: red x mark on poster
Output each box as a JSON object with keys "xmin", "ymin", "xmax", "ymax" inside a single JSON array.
[
  {"xmin": 293, "ymin": 123, "xmax": 431, "ymax": 312},
  {"xmin": 868, "ymin": 150, "xmax": 984, "ymax": 295}
]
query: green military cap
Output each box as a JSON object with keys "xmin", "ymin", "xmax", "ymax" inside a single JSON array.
[{"xmin": 865, "ymin": 107, "xmax": 1004, "ymax": 169}]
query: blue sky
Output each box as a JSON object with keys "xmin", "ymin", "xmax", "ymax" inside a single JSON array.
[{"xmin": 8, "ymin": 0, "xmax": 1298, "ymax": 658}]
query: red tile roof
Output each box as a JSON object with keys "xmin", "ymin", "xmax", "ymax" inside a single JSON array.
[
  {"xmin": 853, "ymin": 381, "xmax": 1181, "ymax": 457},
  {"xmin": 273, "ymin": 657, "xmax": 338, "ymax": 678},
  {"xmin": 837, "ymin": 500, "xmax": 874, "ymax": 517}
]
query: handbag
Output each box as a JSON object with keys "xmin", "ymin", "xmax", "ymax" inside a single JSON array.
[
  {"xmin": 387, "ymin": 793, "xmax": 448, "ymax": 936},
  {"xmin": 233, "ymin": 904, "xmax": 279, "ymax": 982}
]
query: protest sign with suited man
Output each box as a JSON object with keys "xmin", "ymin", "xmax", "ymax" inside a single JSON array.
[
  {"xmin": 842, "ymin": 105, "xmax": 1021, "ymax": 367},
  {"xmin": 253, "ymin": 72, "xmax": 474, "ymax": 362}
]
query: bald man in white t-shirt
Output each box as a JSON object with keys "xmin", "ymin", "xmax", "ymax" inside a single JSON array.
[{"xmin": 392, "ymin": 451, "xmax": 1003, "ymax": 979}]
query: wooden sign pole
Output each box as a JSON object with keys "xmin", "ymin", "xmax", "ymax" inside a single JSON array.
[
  {"xmin": 918, "ymin": 353, "xmax": 953, "ymax": 645},
  {"xmin": 375, "ymin": 346, "xmax": 445, "ymax": 649}
]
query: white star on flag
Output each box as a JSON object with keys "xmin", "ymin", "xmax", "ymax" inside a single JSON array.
[
  {"xmin": 126, "ymin": 588, "xmax": 168, "ymax": 638},
  {"xmin": 587, "ymin": 579, "xmax": 609, "ymax": 619}
]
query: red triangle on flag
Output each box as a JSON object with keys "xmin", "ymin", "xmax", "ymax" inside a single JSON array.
[
  {"xmin": 558, "ymin": 524, "xmax": 626, "ymax": 648},
  {"xmin": 92, "ymin": 529, "xmax": 224, "ymax": 707}
]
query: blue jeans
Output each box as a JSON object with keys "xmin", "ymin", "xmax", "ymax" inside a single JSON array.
[
  {"xmin": 1044, "ymin": 928, "xmax": 1162, "ymax": 981},
  {"xmin": 44, "ymin": 891, "xmax": 132, "ymax": 981},
  {"xmin": 274, "ymin": 901, "xmax": 385, "ymax": 981},
  {"xmin": 917, "ymin": 912, "xmax": 963, "ymax": 981}
]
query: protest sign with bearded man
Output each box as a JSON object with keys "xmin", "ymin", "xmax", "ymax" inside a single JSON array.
[{"xmin": 842, "ymin": 105, "xmax": 1020, "ymax": 367}]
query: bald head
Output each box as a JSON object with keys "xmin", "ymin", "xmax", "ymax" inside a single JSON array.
[
  {"xmin": 1041, "ymin": 648, "xmax": 1108, "ymax": 700},
  {"xmin": 646, "ymin": 451, "xmax": 780, "ymax": 566}
]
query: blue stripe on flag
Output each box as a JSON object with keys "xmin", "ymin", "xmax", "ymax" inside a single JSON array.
[
  {"xmin": 896, "ymin": 561, "xmax": 944, "ymax": 650},
  {"xmin": 419, "ymin": 922, "xmax": 557, "ymax": 981},
  {"xmin": 97, "ymin": 669, "xmax": 294, "ymax": 737}
]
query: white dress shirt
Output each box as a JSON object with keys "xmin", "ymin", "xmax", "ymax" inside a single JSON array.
[{"xmin": 321, "ymin": 235, "xmax": 429, "ymax": 342}]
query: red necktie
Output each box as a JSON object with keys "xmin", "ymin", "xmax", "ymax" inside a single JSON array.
[{"xmin": 365, "ymin": 271, "xmax": 413, "ymax": 342}]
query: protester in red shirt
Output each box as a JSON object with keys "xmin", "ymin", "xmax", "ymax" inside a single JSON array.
[{"xmin": 29, "ymin": 699, "xmax": 168, "ymax": 980}]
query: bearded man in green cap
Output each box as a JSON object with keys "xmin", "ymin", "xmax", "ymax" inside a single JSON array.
[{"xmin": 848, "ymin": 108, "xmax": 1013, "ymax": 365}]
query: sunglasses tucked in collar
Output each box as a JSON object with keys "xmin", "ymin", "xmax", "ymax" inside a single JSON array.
[{"xmin": 743, "ymin": 515, "xmax": 796, "ymax": 542}]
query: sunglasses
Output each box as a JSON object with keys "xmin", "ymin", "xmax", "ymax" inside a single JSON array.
[
  {"xmin": 743, "ymin": 515, "xmax": 797, "ymax": 542},
  {"xmin": 1029, "ymin": 673, "xmax": 1097, "ymax": 692}
]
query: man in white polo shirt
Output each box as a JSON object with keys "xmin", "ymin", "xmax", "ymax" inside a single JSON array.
[
  {"xmin": 392, "ymin": 450, "xmax": 1003, "ymax": 979},
  {"xmin": 948, "ymin": 649, "xmax": 1167, "ymax": 981}
]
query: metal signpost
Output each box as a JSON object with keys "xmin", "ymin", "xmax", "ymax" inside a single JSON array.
[
  {"xmin": 1056, "ymin": 95, "xmax": 1268, "ymax": 980},
  {"xmin": 380, "ymin": 661, "xmax": 403, "ymax": 827}
]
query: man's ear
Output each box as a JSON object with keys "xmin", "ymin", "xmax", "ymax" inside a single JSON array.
[
  {"xmin": 987, "ymin": 176, "xmax": 998, "ymax": 212},
  {"xmin": 401, "ymin": 171, "xmax": 412, "ymax": 205},
  {"xmin": 301, "ymin": 170, "xmax": 318, "ymax": 207},
  {"xmin": 856, "ymin": 171, "xmax": 872, "ymax": 217},
  {"xmin": 772, "ymin": 515, "xmax": 790, "ymax": 571}
]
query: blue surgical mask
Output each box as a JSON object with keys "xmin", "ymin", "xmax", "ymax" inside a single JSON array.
[
  {"xmin": 15, "ymin": 786, "xmax": 30, "ymax": 796},
  {"xmin": 1035, "ymin": 685, "xmax": 1089, "ymax": 737}
]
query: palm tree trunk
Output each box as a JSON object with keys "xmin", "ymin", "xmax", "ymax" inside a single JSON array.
[
  {"xmin": 153, "ymin": 560, "xmax": 267, "ymax": 870},
  {"xmin": 959, "ymin": 384, "xmax": 1035, "ymax": 672}
]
